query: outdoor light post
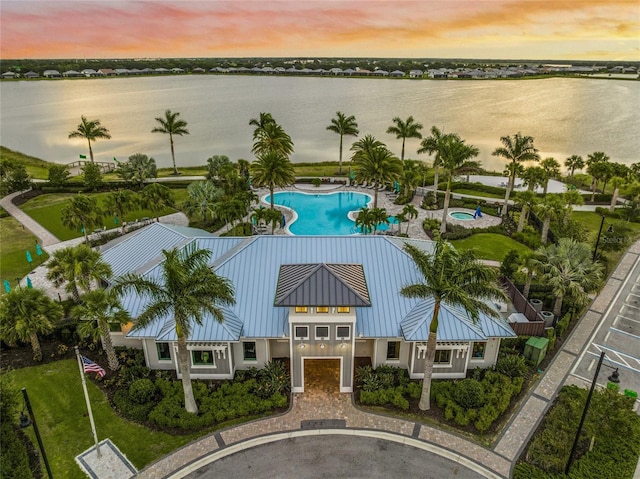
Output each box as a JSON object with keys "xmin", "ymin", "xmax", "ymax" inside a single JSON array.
[
  {"xmin": 565, "ymin": 351, "xmax": 620, "ymax": 475},
  {"xmin": 592, "ymin": 215, "xmax": 614, "ymax": 261},
  {"xmin": 21, "ymin": 388, "xmax": 53, "ymax": 479}
]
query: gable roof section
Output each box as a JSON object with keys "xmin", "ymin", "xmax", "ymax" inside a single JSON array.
[{"xmin": 274, "ymin": 263, "xmax": 370, "ymax": 307}]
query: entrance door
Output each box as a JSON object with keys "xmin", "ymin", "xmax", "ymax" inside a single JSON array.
[{"xmin": 303, "ymin": 358, "xmax": 340, "ymax": 393}]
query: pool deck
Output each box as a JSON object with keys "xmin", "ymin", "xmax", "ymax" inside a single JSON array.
[{"xmin": 254, "ymin": 183, "xmax": 501, "ymax": 239}]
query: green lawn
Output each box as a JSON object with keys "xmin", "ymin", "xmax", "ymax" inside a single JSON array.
[
  {"xmin": 0, "ymin": 146, "xmax": 51, "ymax": 179},
  {"xmin": 450, "ymin": 233, "xmax": 532, "ymax": 262},
  {"xmin": 5, "ymin": 360, "xmax": 202, "ymax": 478},
  {"xmin": 452, "ymin": 189, "xmax": 503, "ymax": 199},
  {"xmin": 20, "ymin": 192, "xmax": 178, "ymax": 241},
  {"xmin": 0, "ymin": 214, "xmax": 49, "ymax": 292}
]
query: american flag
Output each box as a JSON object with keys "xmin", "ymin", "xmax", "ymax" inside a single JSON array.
[{"xmin": 81, "ymin": 356, "xmax": 106, "ymax": 378}]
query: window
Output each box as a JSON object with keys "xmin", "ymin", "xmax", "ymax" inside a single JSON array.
[
  {"xmin": 336, "ymin": 326, "xmax": 351, "ymax": 340},
  {"xmin": 108, "ymin": 322, "xmax": 122, "ymax": 332},
  {"xmin": 337, "ymin": 306, "xmax": 350, "ymax": 313},
  {"xmin": 434, "ymin": 350, "xmax": 452, "ymax": 365},
  {"xmin": 316, "ymin": 306, "xmax": 329, "ymax": 313},
  {"xmin": 157, "ymin": 343, "xmax": 171, "ymax": 361},
  {"xmin": 315, "ymin": 326, "xmax": 329, "ymax": 339},
  {"xmin": 386, "ymin": 341, "xmax": 400, "ymax": 360},
  {"xmin": 294, "ymin": 326, "xmax": 309, "ymax": 340},
  {"xmin": 295, "ymin": 306, "xmax": 308, "ymax": 313},
  {"xmin": 192, "ymin": 350, "xmax": 214, "ymax": 366},
  {"xmin": 243, "ymin": 342, "xmax": 257, "ymax": 361},
  {"xmin": 472, "ymin": 342, "xmax": 486, "ymax": 360}
]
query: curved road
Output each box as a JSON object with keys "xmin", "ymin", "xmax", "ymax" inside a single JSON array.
[{"xmin": 183, "ymin": 435, "xmax": 485, "ymax": 479}]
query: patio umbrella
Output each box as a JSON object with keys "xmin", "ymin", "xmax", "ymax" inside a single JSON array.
[
  {"xmin": 26, "ymin": 250, "xmax": 33, "ymax": 264},
  {"xmin": 26, "ymin": 277, "xmax": 33, "ymax": 289},
  {"xmin": 281, "ymin": 213, "xmax": 286, "ymax": 228},
  {"xmin": 35, "ymin": 243, "xmax": 43, "ymax": 257},
  {"xmin": 3, "ymin": 279, "xmax": 10, "ymax": 293}
]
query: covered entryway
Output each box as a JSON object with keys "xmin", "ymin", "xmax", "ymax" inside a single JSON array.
[{"xmin": 303, "ymin": 358, "xmax": 340, "ymax": 393}]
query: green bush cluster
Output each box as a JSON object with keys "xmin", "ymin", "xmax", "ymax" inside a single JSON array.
[
  {"xmin": 554, "ymin": 313, "xmax": 571, "ymax": 338},
  {"xmin": 495, "ymin": 355, "xmax": 528, "ymax": 378},
  {"xmin": 0, "ymin": 376, "xmax": 33, "ymax": 478}
]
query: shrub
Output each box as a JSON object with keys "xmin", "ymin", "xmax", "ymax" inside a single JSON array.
[
  {"xmin": 360, "ymin": 388, "xmax": 409, "ymax": 410},
  {"xmin": 453, "ymin": 379, "xmax": 486, "ymax": 409},
  {"xmin": 406, "ymin": 381, "xmax": 422, "ymax": 399},
  {"xmin": 113, "ymin": 389, "xmax": 156, "ymax": 422},
  {"xmin": 474, "ymin": 404, "xmax": 499, "ymax": 432},
  {"xmin": 495, "ymin": 355, "xmax": 528, "ymax": 378},
  {"xmin": 500, "ymin": 249, "xmax": 520, "ymax": 278},
  {"xmin": 555, "ymin": 313, "xmax": 571, "ymax": 338},
  {"xmin": 129, "ymin": 378, "xmax": 156, "ymax": 404},
  {"xmin": 256, "ymin": 360, "xmax": 290, "ymax": 398}
]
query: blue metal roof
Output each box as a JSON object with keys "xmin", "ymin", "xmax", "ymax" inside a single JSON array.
[{"xmin": 105, "ymin": 234, "xmax": 515, "ymax": 342}]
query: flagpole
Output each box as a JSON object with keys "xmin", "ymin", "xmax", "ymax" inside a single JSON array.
[{"xmin": 74, "ymin": 346, "xmax": 101, "ymax": 458}]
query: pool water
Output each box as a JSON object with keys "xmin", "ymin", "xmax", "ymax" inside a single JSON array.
[
  {"xmin": 265, "ymin": 191, "xmax": 397, "ymax": 236},
  {"xmin": 449, "ymin": 211, "xmax": 476, "ymax": 221}
]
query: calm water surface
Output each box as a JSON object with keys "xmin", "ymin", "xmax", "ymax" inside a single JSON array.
[{"xmin": 1, "ymin": 75, "xmax": 638, "ymax": 171}]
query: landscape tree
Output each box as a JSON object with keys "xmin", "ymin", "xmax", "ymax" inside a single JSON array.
[
  {"xmin": 104, "ymin": 189, "xmax": 139, "ymax": 232},
  {"xmin": 350, "ymin": 136, "xmax": 402, "ymax": 208},
  {"xmin": 249, "ymin": 112, "xmax": 275, "ymax": 138},
  {"xmin": 205, "ymin": 155, "xmax": 233, "ymax": 181},
  {"xmin": 586, "ymin": 152, "xmax": 610, "ymax": 201},
  {"xmin": 609, "ymin": 176, "xmax": 626, "ymax": 212},
  {"xmin": 47, "ymin": 244, "xmax": 113, "ymax": 301},
  {"xmin": 82, "ymin": 162, "xmax": 103, "ymax": 191},
  {"xmin": 140, "ymin": 183, "xmax": 176, "ymax": 221},
  {"xmin": 60, "ymin": 194, "xmax": 104, "ymax": 243},
  {"xmin": 250, "ymin": 150, "xmax": 296, "ymax": 209},
  {"xmin": 535, "ymin": 195, "xmax": 565, "ymax": 244},
  {"xmin": 520, "ymin": 165, "xmax": 545, "ymax": 193},
  {"xmin": 0, "ymin": 287, "xmax": 63, "ymax": 361},
  {"xmin": 326, "ymin": 111, "xmax": 359, "ymax": 174},
  {"xmin": 399, "ymin": 159, "xmax": 421, "ymax": 197},
  {"xmin": 6, "ymin": 164, "xmax": 32, "ymax": 193},
  {"xmin": 355, "ymin": 207, "xmax": 375, "ymax": 235},
  {"xmin": 68, "ymin": 115, "xmax": 111, "ymax": 163},
  {"xmin": 492, "ymin": 132, "xmax": 540, "ymax": 217},
  {"xmin": 418, "ymin": 125, "xmax": 448, "ymax": 194},
  {"xmin": 72, "ymin": 289, "xmax": 130, "ymax": 371},
  {"xmin": 514, "ymin": 190, "xmax": 538, "ymax": 232},
  {"xmin": 48, "ymin": 164, "xmax": 70, "ymax": 187},
  {"xmin": 565, "ymin": 155, "xmax": 585, "ymax": 177},
  {"xmin": 401, "ymin": 204, "xmax": 418, "ymax": 235},
  {"xmin": 370, "ymin": 207, "xmax": 389, "ymax": 235},
  {"xmin": 540, "ymin": 157, "xmax": 561, "ymax": 195},
  {"xmin": 251, "ymin": 121, "xmax": 294, "ymax": 158},
  {"xmin": 116, "ymin": 153, "xmax": 158, "ymax": 188},
  {"xmin": 533, "ymin": 238, "xmax": 603, "ymax": 318},
  {"xmin": 386, "ymin": 116, "xmax": 423, "ymax": 162},
  {"xmin": 152, "ymin": 109, "xmax": 190, "ymax": 176},
  {"xmin": 183, "ymin": 181, "xmax": 221, "ymax": 225},
  {"xmin": 400, "ymin": 240, "xmax": 507, "ymax": 410},
  {"xmin": 113, "ymin": 244, "xmax": 235, "ymax": 414}
]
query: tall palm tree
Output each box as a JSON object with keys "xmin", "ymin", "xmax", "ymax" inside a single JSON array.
[
  {"xmin": 151, "ymin": 109, "xmax": 190, "ymax": 176},
  {"xmin": 60, "ymin": 194, "xmax": 104, "ymax": 244},
  {"xmin": 438, "ymin": 135, "xmax": 480, "ymax": 233},
  {"xmin": 400, "ymin": 240, "xmax": 507, "ymax": 410},
  {"xmin": 140, "ymin": 183, "xmax": 176, "ymax": 222},
  {"xmin": 183, "ymin": 181, "xmax": 221, "ymax": 225},
  {"xmin": 565, "ymin": 155, "xmax": 585, "ymax": 177},
  {"xmin": 535, "ymin": 195, "xmax": 565, "ymax": 244},
  {"xmin": 492, "ymin": 132, "xmax": 540, "ymax": 217},
  {"xmin": 399, "ymin": 159, "xmax": 421, "ymax": 197},
  {"xmin": 387, "ymin": 116, "xmax": 423, "ymax": 162},
  {"xmin": 401, "ymin": 204, "xmax": 418, "ymax": 235},
  {"xmin": 540, "ymin": 157, "xmax": 561, "ymax": 196},
  {"xmin": 113, "ymin": 244, "xmax": 235, "ymax": 414},
  {"xmin": 609, "ymin": 176, "xmax": 626, "ymax": 212},
  {"xmin": 250, "ymin": 150, "xmax": 296, "ymax": 209},
  {"xmin": 249, "ymin": 112, "xmax": 276, "ymax": 139},
  {"xmin": 533, "ymin": 238, "xmax": 603, "ymax": 318},
  {"xmin": 355, "ymin": 207, "xmax": 375, "ymax": 235},
  {"xmin": 47, "ymin": 244, "xmax": 113, "ymax": 301},
  {"xmin": 251, "ymin": 122, "xmax": 294, "ymax": 158},
  {"xmin": 326, "ymin": 112, "xmax": 359, "ymax": 174},
  {"xmin": 72, "ymin": 289, "xmax": 130, "ymax": 371},
  {"xmin": 520, "ymin": 166, "xmax": 546, "ymax": 193},
  {"xmin": 351, "ymin": 137, "xmax": 402, "ymax": 208},
  {"xmin": 104, "ymin": 189, "xmax": 139, "ymax": 232},
  {"xmin": 514, "ymin": 190, "xmax": 538, "ymax": 232},
  {"xmin": 370, "ymin": 207, "xmax": 389, "ymax": 235},
  {"xmin": 0, "ymin": 288, "xmax": 63, "ymax": 361},
  {"xmin": 586, "ymin": 152, "xmax": 610, "ymax": 201},
  {"xmin": 68, "ymin": 116, "xmax": 111, "ymax": 163},
  {"xmin": 517, "ymin": 251, "xmax": 540, "ymax": 299},
  {"xmin": 418, "ymin": 126, "xmax": 450, "ymax": 193}
]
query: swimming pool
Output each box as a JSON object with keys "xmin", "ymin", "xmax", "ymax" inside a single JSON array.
[
  {"xmin": 449, "ymin": 211, "xmax": 476, "ymax": 221},
  {"xmin": 265, "ymin": 191, "xmax": 396, "ymax": 236}
]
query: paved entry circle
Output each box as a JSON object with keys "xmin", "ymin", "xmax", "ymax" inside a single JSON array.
[{"xmin": 304, "ymin": 358, "xmax": 340, "ymax": 392}]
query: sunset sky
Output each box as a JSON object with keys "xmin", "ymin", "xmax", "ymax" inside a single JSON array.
[{"xmin": 1, "ymin": 0, "xmax": 639, "ymax": 61}]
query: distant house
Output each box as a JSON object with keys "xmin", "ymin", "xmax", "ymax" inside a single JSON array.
[
  {"xmin": 114, "ymin": 69, "xmax": 130, "ymax": 75},
  {"xmin": 23, "ymin": 71, "xmax": 39, "ymax": 79},
  {"xmin": 171, "ymin": 68, "xmax": 185, "ymax": 74},
  {"xmin": 104, "ymin": 224, "xmax": 516, "ymax": 392},
  {"xmin": 63, "ymin": 70, "xmax": 82, "ymax": 77},
  {"xmin": 192, "ymin": 67, "xmax": 206, "ymax": 74},
  {"xmin": 98, "ymin": 69, "xmax": 115, "ymax": 76},
  {"xmin": 373, "ymin": 70, "xmax": 389, "ymax": 77},
  {"xmin": 409, "ymin": 70, "xmax": 423, "ymax": 78},
  {"xmin": 43, "ymin": 70, "xmax": 61, "ymax": 78},
  {"xmin": 155, "ymin": 68, "xmax": 170, "ymax": 74},
  {"xmin": 389, "ymin": 70, "xmax": 405, "ymax": 78},
  {"xmin": 81, "ymin": 69, "xmax": 98, "ymax": 77},
  {"xmin": 1, "ymin": 71, "xmax": 17, "ymax": 79}
]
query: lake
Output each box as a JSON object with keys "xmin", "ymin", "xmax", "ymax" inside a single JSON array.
[{"xmin": 1, "ymin": 75, "xmax": 638, "ymax": 172}]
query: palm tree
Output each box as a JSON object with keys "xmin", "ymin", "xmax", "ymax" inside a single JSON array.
[
  {"xmin": 533, "ymin": 238, "xmax": 603, "ymax": 318},
  {"xmin": 563, "ymin": 189, "xmax": 584, "ymax": 215},
  {"xmin": 387, "ymin": 116, "xmax": 423, "ymax": 162},
  {"xmin": 60, "ymin": 194, "xmax": 104, "ymax": 244},
  {"xmin": 565, "ymin": 155, "xmax": 585, "ymax": 177},
  {"xmin": 540, "ymin": 157, "xmax": 561, "ymax": 196},
  {"xmin": 402, "ymin": 204, "xmax": 418, "ymax": 235},
  {"xmin": 517, "ymin": 251, "xmax": 540, "ymax": 299},
  {"xmin": 355, "ymin": 207, "xmax": 375, "ymax": 235},
  {"xmin": 609, "ymin": 176, "xmax": 626, "ymax": 212},
  {"xmin": 535, "ymin": 195, "xmax": 565, "ymax": 244},
  {"xmin": 251, "ymin": 122, "xmax": 294, "ymax": 158},
  {"xmin": 492, "ymin": 132, "xmax": 540, "ymax": 217},
  {"xmin": 47, "ymin": 244, "xmax": 113, "ymax": 301},
  {"xmin": 418, "ymin": 126, "xmax": 449, "ymax": 193},
  {"xmin": 250, "ymin": 151, "xmax": 296, "ymax": 209},
  {"xmin": 514, "ymin": 190, "xmax": 538, "ymax": 232},
  {"xmin": 151, "ymin": 109, "xmax": 190, "ymax": 176},
  {"xmin": 72, "ymin": 289, "xmax": 130, "ymax": 371},
  {"xmin": 438, "ymin": 135, "xmax": 480, "ymax": 234},
  {"xmin": 586, "ymin": 152, "xmax": 610, "ymax": 201},
  {"xmin": 399, "ymin": 159, "xmax": 421, "ymax": 197},
  {"xmin": 205, "ymin": 155, "xmax": 233, "ymax": 181},
  {"xmin": 113, "ymin": 244, "xmax": 235, "ymax": 414},
  {"xmin": 351, "ymin": 137, "xmax": 402, "ymax": 208},
  {"xmin": 117, "ymin": 153, "xmax": 158, "ymax": 188},
  {"xmin": 400, "ymin": 240, "xmax": 507, "ymax": 410},
  {"xmin": 68, "ymin": 116, "xmax": 111, "ymax": 163},
  {"xmin": 249, "ymin": 112, "xmax": 276, "ymax": 139},
  {"xmin": 370, "ymin": 207, "xmax": 389, "ymax": 235},
  {"xmin": 183, "ymin": 181, "xmax": 221, "ymax": 225},
  {"xmin": 0, "ymin": 288, "xmax": 63, "ymax": 361},
  {"xmin": 327, "ymin": 112, "xmax": 359, "ymax": 174},
  {"xmin": 140, "ymin": 183, "xmax": 176, "ymax": 221},
  {"xmin": 104, "ymin": 189, "xmax": 139, "ymax": 232},
  {"xmin": 520, "ymin": 166, "xmax": 546, "ymax": 193}
]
